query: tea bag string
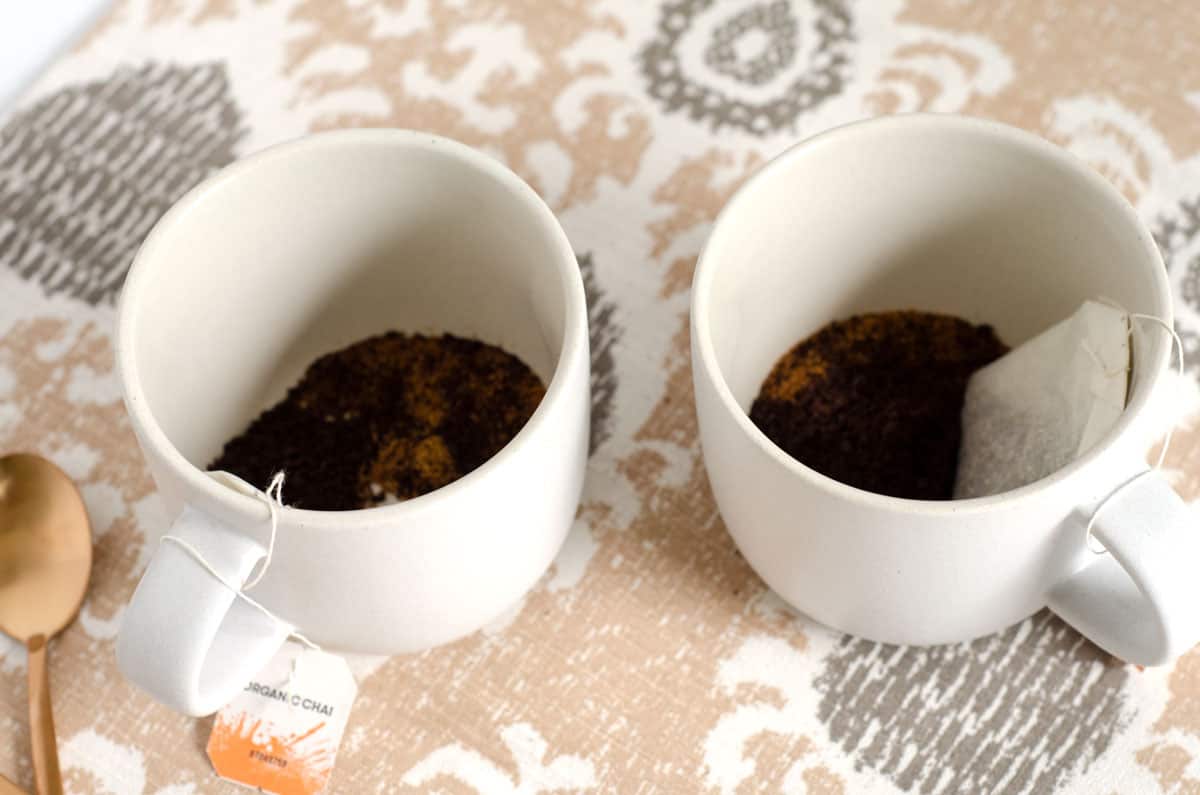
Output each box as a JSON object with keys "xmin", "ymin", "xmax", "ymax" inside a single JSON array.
[
  {"xmin": 242, "ymin": 471, "xmax": 284, "ymax": 590},
  {"xmin": 160, "ymin": 471, "xmax": 319, "ymax": 650},
  {"xmin": 1085, "ymin": 311, "xmax": 1184, "ymax": 555}
]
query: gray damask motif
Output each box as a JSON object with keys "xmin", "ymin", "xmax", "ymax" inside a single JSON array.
[
  {"xmin": 0, "ymin": 62, "xmax": 244, "ymax": 305},
  {"xmin": 639, "ymin": 0, "xmax": 854, "ymax": 135},
  {"xmin": 814, "ymin": 611, "xmax": 1130, "ymax": 794},
  {"xmin": 704, "ymin": 2, "xmax": 799, "ymax": 87},
  {"xmin": 579, "ymin": 253, "xmax": 621, "ymax": 454},
  {"xmin": 1153, "ymin": 195, "xmax": 1200, "ymax": 371}
]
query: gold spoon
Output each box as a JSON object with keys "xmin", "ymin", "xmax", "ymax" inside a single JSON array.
[{"xmin": 0, "ymin": 454, "xmax": 92, "ymax": 795}]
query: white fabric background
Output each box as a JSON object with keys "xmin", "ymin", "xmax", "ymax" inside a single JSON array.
[{"xmin": 0, "ymin": 1, "xmax": 112, "ymax": 113}]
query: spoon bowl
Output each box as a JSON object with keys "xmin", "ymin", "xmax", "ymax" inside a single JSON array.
[
  {"xmin": 0, "ymin": 454, "xmax": 92, "ymax": 795},
  {"xmin": 0, "ymin": 454, "xmax": 92, "ymax": 640}
]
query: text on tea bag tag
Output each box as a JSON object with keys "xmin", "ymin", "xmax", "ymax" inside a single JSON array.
[
  {"xmin": 954, "ymin": 300, "xmax": 1130, "ymax": 499},
  {"xmin": 207, "ymin": 642, "xmax": 357, "ymax": 795}
]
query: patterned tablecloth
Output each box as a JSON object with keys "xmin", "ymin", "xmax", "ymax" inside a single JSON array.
[{"xmin": 3, "ymin": 1, "xmax": 1200, "ymax": 792}]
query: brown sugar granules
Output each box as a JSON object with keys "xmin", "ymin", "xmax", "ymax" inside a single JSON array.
[
  {"xmin": 749, "ymin": 311, "xmax": 1008, "ymax": 500},
  {"xmin": 209, "ymin": 332, "xmax": 546, "ymax": 510}
]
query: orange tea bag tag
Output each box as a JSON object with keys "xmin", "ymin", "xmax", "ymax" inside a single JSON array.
[{"xmin": 207, "ymin": 642, "xmax": 357, "ymax": 795}]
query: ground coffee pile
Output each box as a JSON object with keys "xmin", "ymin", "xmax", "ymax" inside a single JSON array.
[
  {"xmin": 209, "ymin": 332, "xmax": 546, "ymax": 510},
  {"xmin": 749, "ymin": 311, "xmax": 1008, "ymax": 500}
]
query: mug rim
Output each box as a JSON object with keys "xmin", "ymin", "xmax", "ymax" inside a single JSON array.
[
  {"xmin": 116, "ymin": 128, "xmax": 588, "ymax": 526},
  {"xmin": 691, "ymin": 112, "xmax": 1173, "ymax": 515}
]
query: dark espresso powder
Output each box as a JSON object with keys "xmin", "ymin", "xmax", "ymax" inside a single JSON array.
[
  {"xmin": 209, "ymin": 332, "xmax": 546, "ymax": 510},
  {"xmin": 749, "ymin": 311, "xmax": 1008, "ymax": 500}
]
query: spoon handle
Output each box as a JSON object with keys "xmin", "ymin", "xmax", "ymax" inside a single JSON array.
[{"xmin": 27, "ymin": 636, "xmax": 63, "ymax": 795}]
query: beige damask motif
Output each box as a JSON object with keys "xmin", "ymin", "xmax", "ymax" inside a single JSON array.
[
  {"xmin": 150, "ymin": 0, "xmax": 239, "ymax": 24},
  {"xmin": 1137, "ymin": 741, "xmax": 1200, "ymax": 795},
  {"xmin": 648, "ymin": 148, "xmax": 764, "ymax": 298},
  {"xmin": 609, "ymin": 294, "xmax": 845, "ymax": 788},
  {"xmin": 702, "ymin": 633, "xmax": 846, "ymax": 794},
  {"xmin": 76, "ymin": 0, "xmax": 246, "ymax": 50},
  {"xmin": 287, "ymin": 0, "xmax": 653, "ymax": 211},
  {"xmin": 1151, "ymin": 412, "xmax": 1200, "ymax": 502},
  {"xmin": 902, "ymin": 0, "xmax": 1200, "ymax": 161},
  {"xmin": 1139, "ymin": 647, "xmax": 1200, "ymax": 794},
  {"xmin": 400, "ymin": 722, "xmax": 598, "ymax": 793}
]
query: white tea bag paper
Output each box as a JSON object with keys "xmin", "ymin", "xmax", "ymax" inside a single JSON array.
[{"xmin": 954, "ymin": 300, "xmax": 1130, "ymax": 498}]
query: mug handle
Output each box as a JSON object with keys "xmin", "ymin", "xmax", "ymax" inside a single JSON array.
[
  {"xmin": 116, "ymin": 505, "xmax": 291, "ymax": 715},
  {"xmin": 1047, "ymin": 471, "xmax": 1200, "ymax": 666}
]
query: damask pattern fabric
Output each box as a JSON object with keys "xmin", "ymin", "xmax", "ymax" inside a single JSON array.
[{"xmin": 1, "ymin": 1, "xmax": 1199, "ymax": 792}]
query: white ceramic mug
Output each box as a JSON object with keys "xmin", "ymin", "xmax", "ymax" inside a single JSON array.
[
  {"xmin": 692, "ymin": 114, "xmax": 1200, "ymax": 665},
  {"xmin": 115, "ymin": 130, "xmax": 590, "ymax": 715}
]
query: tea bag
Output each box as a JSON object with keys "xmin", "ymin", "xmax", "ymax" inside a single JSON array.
[
  {"xmin": 208, "ymin": 641, "xmax": 358, "ymax": 795},
  {"xmin": 954, "ymin": 300, "xmax": 1130, "ymax": 498}
]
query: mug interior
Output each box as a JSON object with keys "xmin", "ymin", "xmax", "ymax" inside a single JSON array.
[
  {"xmin": 123, "ymin": 132, "xmax": 571, "ymax": 472},
  {"xmin": 696, "ymin": 115, "xmax": 1171, "ymax": 497}
]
